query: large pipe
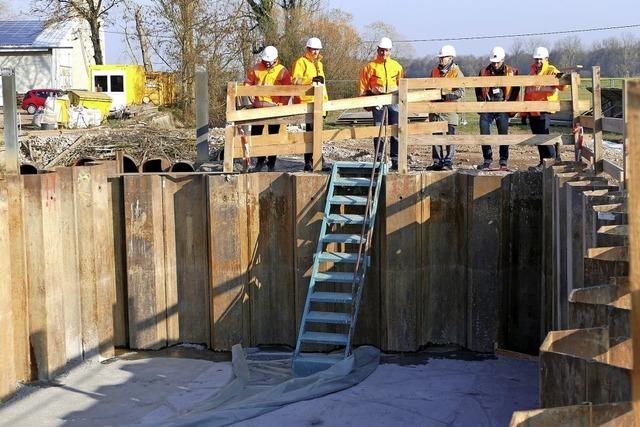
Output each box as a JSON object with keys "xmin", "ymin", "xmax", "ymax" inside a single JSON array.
[
  {"xmin": 170, "ymin": 161, "xmax": 195, "ymax": 172},
  {"xmin": 19, "ymin": 163, "xmax": 39, "ymax": 175},
  {"xmin": 122, "ymin": 154, "xmax": 138, "ymax": 173},
  {"xmin": 141, "ymin": 157, "xmax": 170, "ymax": 172}
]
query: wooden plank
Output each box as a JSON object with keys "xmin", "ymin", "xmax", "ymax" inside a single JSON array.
[
  {"xmin": 225, "ymin": 82, "xmax": 237, "ymax": 121},
  {"xmin": 208, "ymin": 174, "xmax": 250, "ymax": 350},
  {"xmin": 54, "ymin": 168, "xmax": 83, "ymax": 363},
  {"xmin": 162, "ymin": 174, "xmax": 210, "ymax": 346},
  {"xmin": 235, "ymin": 84, "xmax": 313, "ymax": 97},
  {"xmin": 622, "ymin": 79, "xmax": 628, "ymax": 190},
  {"xmin": 292, "ymin": 174, "xmax": 329, "ymax": 337},
  {"xmin": 312, "ymin": 85, "xmax": 323, "ymax": 171},
  {"xmin": 398, "ymin": 79, "xmax": 409, "ymax": 173},
  {"xmin": 6, "ymin": 174, "xmax": 29, "ymax": 381},
  {"xmin": 579, "ymin": 116, "xmax": 625, "ymax": 134},
  {"xmin": 91, "ymin": 165, "xmax": 116, "ymax": 359},
  {"xmin": 408, "ymin": 100, "xmax": 591, "ymax": 114},
  {"xmin": 246, "ymin": 173, "xmax": 295, "ymax": 346},
  {"xmin": 124, "ymin": 174, "xmax": 167, "ymax": 350},
  {"xmin": 0, "ymin": 180, "xmax": 16, "ymax": 400},
  {"xmin": 465, "ymin": 173, "xmax": 505, "ymax": 352},
  {"xmin": 407, "ymin": 74, "xmax": 574, "ymax": 89},
  {"xmin": 227, "ymin": 103, "xmax": 309, "ymax": 122},
  {"xmin": 603, "ymin": 159, "xmax": 624, "ymax": 182},
  {"xmin": 409, "ymin": 134, "xmax": 566, "ymax": 146},
  {"xmin": 592, "ymin": 66, "xmax": 604, "ymax": 173},
  {"xmin": 109, "ymin": 174, "xmax": 128, "ymax": 347},
  {"xmin": 626, "ymin": 79, "xmax": 640, "ymax": 424},
  {"xmin": 381, "ymin": 174, "xmax": 422, "ymax": 351},
  {"xmin": 421, "ymin": 172, "xmax": 465, "ymax": 345},
  {"xmin": 23, "ymin": 173, "xmax": 67, "ymax": 379},
  {"xmin": 223, "ymin": 125, "xmax": 235, "ymax": 173}
]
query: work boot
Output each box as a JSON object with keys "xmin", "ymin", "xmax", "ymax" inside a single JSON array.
[
  {"xmin": 426, "ymin": 162, "xmax": 443, "ymax": 171},
  {"xmin": 477, "ymin": 160, "xmax": 492, "ymax": 170},
  {"xmin": 499, "ymin": 161, "xmax": 509, "ymax": 172},
  {"xmin": 304, "ymin": 161, "xmax": 313, "ymax": 172},
  {"xmin": 442, "ymin": 163, "xmax": 453, "ymax": 171},
  {"xmin": 391, "ymin": 161, "xmax": 398, "ymax": 171}
]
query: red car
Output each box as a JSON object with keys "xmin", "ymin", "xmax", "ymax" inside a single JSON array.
[{"xmin": 21, "ymin": 89, "xmax": 63, "ymax": 114}]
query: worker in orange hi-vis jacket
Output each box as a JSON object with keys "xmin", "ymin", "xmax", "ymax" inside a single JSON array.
[
  {"xmin": 521, "ymin": 46, "xmax": 566, "ymax": 170},
  {"xmin": 291, "ymin": 37, "xmax": 329, "ymax": 171},
  {"xmin": 427, "ymin": 44, "xmax": 465, "ymax": 171},
  {"xmin": 358, "ymin": 37, "xmax": 404, "ymax": 171},
  {"xmin": 244, "ymin": 45, "xmax": 291, "ymax": 172},
  {"xmin": 475, "ymin": 46, "xmax": 520, "ymax": 171}
]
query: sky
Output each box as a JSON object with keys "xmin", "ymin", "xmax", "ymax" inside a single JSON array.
[{"xmin": 4, "ymin": 0, "xmax": 640, "ymax": 64}]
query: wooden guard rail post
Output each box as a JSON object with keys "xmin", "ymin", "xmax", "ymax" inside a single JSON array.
[{"xmin": 627, "ymin": 79, "xmax": 640, "ymax": 427}]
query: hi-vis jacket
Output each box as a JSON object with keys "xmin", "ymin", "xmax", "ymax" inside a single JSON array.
[
  {"xmin": 475, "ymin": 64, "xmax": 520, "ymax": 103},
  {"xmin": 244, "ymin": 60, "xmax": 292, "ymax": 108},
  {"xmin": 358, "ymin": 57, "xmax": 404, "ymax": 96},
  {"xmin": 523, "ymin": 60, "xmax": 565, "ymax": 116},
  {"xmin": 291, "ymin": 51, "xmax": 328, "ymax": 104}
]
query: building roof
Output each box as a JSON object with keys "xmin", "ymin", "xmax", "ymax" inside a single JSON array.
[{"xmin": 0, "ymin": 20, "xmax": 74, "ymax": 49}]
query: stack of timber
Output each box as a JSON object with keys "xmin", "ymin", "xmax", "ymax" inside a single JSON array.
[{"xmin": 510, "ymin": 160, "xmax": 633, "ymax": 425}]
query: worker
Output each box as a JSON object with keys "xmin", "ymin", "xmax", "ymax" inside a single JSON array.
[
  {"xmin": 358, "ymin": 36, "xmax": 404, "ymax": 170},
  {"xmin": 522, "ymin": 46, "xmax": 565, "ymax": 169},
  {"xmin": 427, "ymin": 45, "xmax": 464, "ymax": 171},
  {"xmin": 245, "ymin": 45, "xmax": 291, "ymax": 172},
  {"xmin": 475, "ymin": 46, "xmax": 520, "ymax": 171},
  {"xmin": 291, "ymin": 37, "xmax": 329, "ymax": 171}
]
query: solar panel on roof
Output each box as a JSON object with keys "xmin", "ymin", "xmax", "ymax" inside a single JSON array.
[{"xmin": 0, "ymin": 21, "xmax": 44, "ymax": 46}]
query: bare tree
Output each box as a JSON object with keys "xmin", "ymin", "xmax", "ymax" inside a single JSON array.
[
  {"xmin": 30, "ymin": 0, "xmax": 122, "ymax": 65},
  {"xmin": 361, "ymin": 21, "xmax": 415, "ymax": 60}
]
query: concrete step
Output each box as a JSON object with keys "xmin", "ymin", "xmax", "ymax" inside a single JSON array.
[
  {"xmin": 510, "ymin": 401, "xmax": 632, "ymax": 426},
  {"xmin": 539, "ymin": 327, "xmax": 631, "ymax": 408},
  {"xmin": 568, "ymin": 284, "xmax": 630, "ymax": 343}
]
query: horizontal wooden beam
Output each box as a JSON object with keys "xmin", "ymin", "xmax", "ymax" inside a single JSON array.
[
  {"xmin": 408, "ymin": 134, "xmax": 569, "ymax": 146},
  {"xmin": 409, "ymin": 100, "xmax": 591, "ymax": 114},
  {"xmin": 603, "ymin": 159, "xmax": 624, "ymax": 182},
  {"xmin": 234, "ymin": 141, "xmax": 311, "ymax": 157},
  {"xmin": 235, "ymin": 114, "xmax": 311, "ymax": 126},
  {"xmin": 579, "ymin": 116, "xmax": 625, "ymax": 134},
  {"xmin": 324, "ymin": 90, "xmax": 441, "ymax": 112},
  {"xmin": 227, "ymin": 104, "xmax": 309, "ymax": 122},
  {"xmin": 234, "ymin": 85, "xmax": 313, "ymax": 97},
  {"xmin": 407, "ymin": 74, "xmax": 575, "ymax": 90}
]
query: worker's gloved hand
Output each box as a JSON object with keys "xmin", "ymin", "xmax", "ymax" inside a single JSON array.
[
  {"xmin": 312, "ymin": 76, "xmax": 325, "ymax": 84},
  {"xmin": 443, "ymin": 93, "xmax": 458, "ymax": 101}
]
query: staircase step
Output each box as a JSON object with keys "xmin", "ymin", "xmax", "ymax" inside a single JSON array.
[
  {"xmin": 326, "ymin": 213, "xmax": 369, "ymax": 225},
  {"xmin": 335, "ymin": 161, "xmax": 381, "ymax": 169},
  {"xmin": 300, "ymin": 331, "xmax": 349, "ymax": 345},
  {"xmin": 315, "ymin": 271, "xmax": 358, "ymax": 283},
  {"xmin": 309, "ymin": 291, "xmax": 354, "ymax": 304},
  {"xmin": 306, "ymin": 311, "xmax": 352, "ymax": 325},
  {"xmin": 329, "ymin": 195, "xmax": 368, "ymax": 206},
  {"xmin": 318, "ymin": 252, "xmax": 369, "ymax": 265},
  {"xmin": 322, "ymin": 234, "xmax": 366, "ymax": 244},
  {"xmin": 292, "ymin": 353, "xmax": 344, "ymax": 377},
  {"xmin": 334, "ymin": 177, "xmax": 374, "ymax": 187}
]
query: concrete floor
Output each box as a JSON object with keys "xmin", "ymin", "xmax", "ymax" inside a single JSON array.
[{"xmin": 0, "ymin": 347, "xmax": 538, "ymax": 427}]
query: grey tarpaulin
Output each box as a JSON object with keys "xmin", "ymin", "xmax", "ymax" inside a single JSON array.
[{"xmin": 171, "ymin": 345, "xmax": 380, "ymax": 426}]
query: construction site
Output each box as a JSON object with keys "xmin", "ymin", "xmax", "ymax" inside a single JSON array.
[{"xmin": 0, "ymin": 63, "xmax": 639, "ymax": 426}]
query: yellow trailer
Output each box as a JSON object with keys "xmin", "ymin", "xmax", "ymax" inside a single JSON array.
[{"xmin": 89, "ymin": 64, "xmax": 145, "ymax": 110}]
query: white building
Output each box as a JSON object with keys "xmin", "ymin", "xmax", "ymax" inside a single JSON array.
[{"xmin": 0, "ymin": 20, "xmax": 105, "ymax": 105}]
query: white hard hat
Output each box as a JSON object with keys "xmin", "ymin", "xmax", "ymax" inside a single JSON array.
[
  {"xmin": 490, "ymin": 46, "xmax": 506, "ymax": 63},
  {"xmin": 261, "ymin": 46, "xmax": 278, "ymax": 62},
  {"xmin": 306, "ymin": 37, "xmax": 322, "ymax": 49},
  {"xmin": 533, "ymin": 46, "xmax": 549, "ymax": 59},
  {"xmin": 378, "ymin": 37, "xmax": 393, "ymax": 49},
  {"xmin": 438, "ymin": 44, "xmax": 456, "ymax": 57}
]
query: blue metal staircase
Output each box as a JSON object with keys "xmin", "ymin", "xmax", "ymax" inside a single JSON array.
[{"xmin": 292, "ymin": 160, "xmax": 387, "ymax": 376}]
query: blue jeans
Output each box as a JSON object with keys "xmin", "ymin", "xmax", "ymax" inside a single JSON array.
[
  {"xmin": 480, "ymin": 112, "xmax": 509, "ymax": 164},
  {"xmin": 432, "ymin": 124, "xmax": 456, "ymax": 166},
  {"xmin": 372, "ymin": 104, "xmax": 399, "ymax": 163},
  {"xmin": 529, "ymin": 114, "xmax": 556, "ymax": 162}
]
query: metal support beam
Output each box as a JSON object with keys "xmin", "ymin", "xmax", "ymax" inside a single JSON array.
[
  {"xmin": 195, "ymin": 66, "xmax": 209, "ymax": 166},
  {"xmin": 2, "ymin": 68, "xmax": 19, "ymax": 174}
]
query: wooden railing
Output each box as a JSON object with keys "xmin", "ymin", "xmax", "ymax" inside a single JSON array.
[{"xmin": 224, "ymin": 73, "xmax": 591, "ymax": 173}]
